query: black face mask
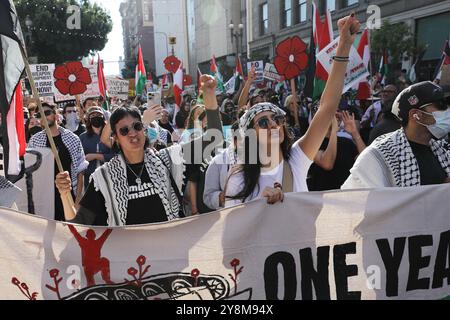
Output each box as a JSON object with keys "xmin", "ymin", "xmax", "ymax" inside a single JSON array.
[
  {"xmin": 29, "ymin": 127, "xmax": 42, "ymax": 137},
  {"xmin": 90, "ymin": 117, "xmax": 105, "ymax": 128}
]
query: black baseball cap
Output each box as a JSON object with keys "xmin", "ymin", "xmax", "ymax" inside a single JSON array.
[{"xmin": 392, "ymin": 81, "xmax": 450, "ymax": 121}]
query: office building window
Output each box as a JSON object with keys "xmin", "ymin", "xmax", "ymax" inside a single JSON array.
[
  {"xmin": 298, "ymin": 0, "xmax": 307, "ymax": 23},
  {"xmin": 327, "ymin": 0, "xmax": 335, "ymax": 11},
  {"xmin": 260, "ymin": 3, "xmax": 269, "ymax": 35},
  {"xmin": 346, "ymin": 0, "xmax": 358, "ymax": 6},
  {"xmin": 282, "ymin": 0, "xmax": 292, "ymax": 28}
]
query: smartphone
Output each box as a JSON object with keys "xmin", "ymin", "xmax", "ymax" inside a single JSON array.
[{"xmin": 147, "ymin": 91, "xmax": 161, "ymax": 108}]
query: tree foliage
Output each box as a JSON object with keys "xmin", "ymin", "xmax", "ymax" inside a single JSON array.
[
  {"xmin": 371, "ymin": 20, "xmax": 418, "ymax": 80},
  {"xmin": 15, "ymin": 0, "xmax": 113, "ymax": 64}
]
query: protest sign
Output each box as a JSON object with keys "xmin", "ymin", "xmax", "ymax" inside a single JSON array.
[
  {"xmin": 106, "ymin": 78, "xmax": 129, "ymax": 100},
  {"xmin": 1, "ymin": 185, "xmax": 450, "ymax": 300},
  {"xmin": 317, "ymin": 37, "xmax": 369, "ymax": 94},
  {"xmin": 30, "ymin": 64, "xmax": 55, "ymax": 102},
  {"xmin": 247, "ymin": 61, "xmax": 264, "ymax": 83},
  {"xmin": 224, "ymin": 76, "xmax": 236, "ymax": 94},
  {"xmin": 264, "ymin": 63, "xmax": 285, "ymax": 83},
  {"xmin": 53, "ymin": 63, "xmax": 100, "ymax": 102}
]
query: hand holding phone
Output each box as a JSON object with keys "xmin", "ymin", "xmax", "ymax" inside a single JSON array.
[
  {"xmin": 143, "ymin": 104, "xmax": 163, "ymax": 125},
  {"xmin": 147, "ymin": 91, "xmax": 161, "ymax": 108}
]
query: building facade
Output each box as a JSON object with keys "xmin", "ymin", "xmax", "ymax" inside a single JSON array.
[
  {"xmin": 120, "ymin": 0, "xmax": 156, "ymax": 76},
  {"xmin": 248, "ymin": 0, "xmax": 450, "ymax": 81},
  {"xmin": 187, "ymin": 0, "xmax": 249, "ymax": 81}
]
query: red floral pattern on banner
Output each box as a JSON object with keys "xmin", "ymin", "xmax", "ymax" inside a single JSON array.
[
  {"xmin": 164, "ymin": 55, "xmax": 181, "ymax": 74},
  {"xmin": 53, "ymin": 61, "xmax": 92, "ymax": 95},
  {"xmin": 273, "ymin": 36, "xmax": 308, "ymax": 80},
  {"xmin": 183, "ymin": 75, "xmax": 193, "ymax": 86}
]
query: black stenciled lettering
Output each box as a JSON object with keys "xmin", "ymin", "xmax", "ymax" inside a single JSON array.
[
  {"xmin": 299, "ymin": 246, "xmax": 331, "ymax": 300},
  {"xmin": 264, "ymin": 252, "xmax": 297, "ymax": 300},
  {"xmin": 433, "ymin": 231, "xmax": 450, "ymax": 289},
  {"xmin": 407, "ymin": 235, "xmax": 433, "ymax": 291},
  {"xmin": 333, "ymin": 242, "xmax": 361, "ymax": 300},
  {"xmin": 376, "ymin": 237, "xmax": 406, "ymax": 297}
]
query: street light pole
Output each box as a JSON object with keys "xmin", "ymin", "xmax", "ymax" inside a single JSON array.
[{"xmin": 229, "ymin": 20, "xmax": 244, "ymax": 59}]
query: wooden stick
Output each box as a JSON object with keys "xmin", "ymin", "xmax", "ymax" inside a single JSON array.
[
  {"xmin": 21, "ymin": 50, "xmax": 75, "ymax": 208},
  {"xmin": 290, "ymin": 78, "xmax": 300, "ymax": 127}
]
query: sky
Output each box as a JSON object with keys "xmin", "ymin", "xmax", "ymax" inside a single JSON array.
[{"xmin": 94, "ymin": 0, "xmax": 124, "ymax": 76}]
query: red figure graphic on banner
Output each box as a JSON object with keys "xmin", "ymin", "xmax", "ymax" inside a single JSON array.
[{"xmin": 68, "ymin": 225, "xmax": 114, "ymax": 287}]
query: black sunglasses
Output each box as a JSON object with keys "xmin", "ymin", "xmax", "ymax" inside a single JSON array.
[
  {"xmin": 35, "ymin": 110, "xmax": 55, "ymax": 118},
  {"xmin": 118, "ymin": 122, "xmax": 144, "ymax": 136},
  {"xmin": 255, "ymin": 114, "xmax": 285, "ymax": 129},
  {"xmin": 65, "ymin": 110, "xmax": 77, "ymax": 114}
]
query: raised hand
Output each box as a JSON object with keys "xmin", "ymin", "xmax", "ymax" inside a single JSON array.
[
  {"xmin": 200, "ymin": 74, "xmax": 218, "ymax": 110},
  {"xmin": 342, "ymin": 110, "xmax": 358, "ymax": 135},
  {"xmin": 143, "ymin": 105, "xmax": 163, "ymax": 125},
  {"xmin": 55, "ymin": 172, "xmax": 72, "ymax": 196},
  {"xmin": 337, "ymin": 13, "xmax": 361, "ymax": 52}
]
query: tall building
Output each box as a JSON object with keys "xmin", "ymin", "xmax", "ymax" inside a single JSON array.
[
  {"xmin": 248, "ymin": 0, "xmax": 450, "ymax": 81},
  {"xmin": 152, "ymin": 0, "xmax": 189, "ymax": 77},
  {"xmin": 120, "ymin": 0, "xmax": 156, "ymax": 77},
  {"xmin": 187, "ymin": 0, "xmax": 248, "ymax": 81}
]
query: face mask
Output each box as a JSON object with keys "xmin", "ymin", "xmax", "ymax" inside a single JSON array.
[
  {"xmin": 146, "ymin": 127, "xmax": 159, "ymax": 144},
  {"xmin": 90, "ymin": 117, "xmax": 105, "ymax": 129},
  {"xmin": 29, "ymin": 127, "xmax": 42, "ymax": 137},
  {"xmin": 418, "ymin": 109, "xmax": 450, "ymax": 140},
  {"xmin": 65, "ymin": 112, "xmax": 79, "ymax": 132}
]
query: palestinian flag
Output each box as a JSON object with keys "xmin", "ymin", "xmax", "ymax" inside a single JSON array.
[
  {"xmin": 0, "ymin": 0, "xmax": 26, "ymax": 177},
  {"xmin": 210, "ymin": 55, "xmax": 225, "ymax": 93},
  {"xmin": 312, "ymin": 1, "xmax": 333, "ymax": 100},
  {"xmin": 379, "ymin": 50, "xmax": 389, "ymax": 86},
  {"xmin": 234, "ymin": 56, "xmax": 245, "ymax": 92},
  {"xmin": 433, "ymin": 40, "xmax": 450, "ymax": 81},
  {"xmin": 135, "ymin": 45, "xmax": 146, "ymax": 96},
  {"xmin": 97, "ymin": 53, "xmax": 109, "ymax": 110},
  {"xmin": 409, "ymin": 45, "xmax": 428, "ymax": 83}
]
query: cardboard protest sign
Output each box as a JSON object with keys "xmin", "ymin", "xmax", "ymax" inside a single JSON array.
[
  {"xmin": 264, "ymin": 63, "xmax": 285, "ymax": 83},
  {"xmin": 53, "ymin": 62, "xmax": 99, "ymax": 102},
  {"xmin": 1, "ymin": 184, "xmax": 450, "ymax": 300},
  {"xmin": 105, "ymin": 78, "xmax": 129, "ymax": 100},
  {"xmin": 317, "ymin": 36, "xmax": 369, "ymax": 94},
  {"xmin": 274, "ymin": 36, "xmax": 308, "ymax": 80},
  {"xmin": 30, "ymin": 64, "xmax": 55, "ymax": 102},
  {"xmin": 247, "ymin": 61, "xmax": 264, "ymax": 83}
]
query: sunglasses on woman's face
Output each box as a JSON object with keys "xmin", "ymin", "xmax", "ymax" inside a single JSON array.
[
  {"xmin": 255, "ymin": 114, "xmax": 285, "ymax": 129},
  {"xmin": 118, "ymin": 121, "xmax": 144, "ymax": 136},
  {"xmin": 35, "ymin": 110, "xmax": 55, "ymax": 118}
]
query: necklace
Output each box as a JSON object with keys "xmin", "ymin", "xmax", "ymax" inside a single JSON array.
[{"xmin": 126, "ymin": 162, "xmax": 145, "ymax": 186}]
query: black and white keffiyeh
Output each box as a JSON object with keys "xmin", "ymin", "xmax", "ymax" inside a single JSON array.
[
  {"xmin": 239, "ymin": 102, "xmax": 286, "ymax": 131},
  {"xmin": 373, "ymin": 129, "xmax": 450, "ymax": 187},
  {"xmin": 90, "ymin": 145, "xmax": 185, "ymax": 226},
  {"xmin": 0, "ymin": 176, "xmax": 22, "ymax": 208},
  {"xmin": 28, "ymin": 127, "xmax": 88, "ymax": 191}
]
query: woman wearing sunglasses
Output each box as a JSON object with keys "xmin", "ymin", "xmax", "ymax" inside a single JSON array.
[
  {"xmin": 225, "ymin": 14, "xmax": 360, "ymax": 207},
  {"xmin": 55, "ymin": 75, "xmax": 223, "ymax": 226}
]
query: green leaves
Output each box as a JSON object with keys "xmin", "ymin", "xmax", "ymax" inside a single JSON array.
[{"xmin": 15, "ymin": 0, "xmax": 112, "ymax": 64}]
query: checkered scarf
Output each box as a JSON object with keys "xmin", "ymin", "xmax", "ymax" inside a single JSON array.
[
  {"xmin": 28, "ymin": 127, "xmax": 88, "ymax": 192},
  {"xmin": 373, "ymin": 129, "xmax": 450, "ymax": 187},
  {"xmin": 0, "ymin": 176, "xmax": 21, "ymax": 208},
  {"xmin": 239, "ymin": 103, "xmax": 286, "ymax": 131}
]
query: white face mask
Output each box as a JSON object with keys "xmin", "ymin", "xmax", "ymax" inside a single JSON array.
[
  {"xmin": 65, "ymin": 112, "xmax": 79, "ymax": 132},
  {"xmin": 417, "ymin": 109, "xmax": 450, "ymax": 140}
]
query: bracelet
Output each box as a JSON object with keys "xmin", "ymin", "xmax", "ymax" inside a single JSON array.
[{"xmin": 332, "ymin": 56, "xmax": 350, "ymax": 62}]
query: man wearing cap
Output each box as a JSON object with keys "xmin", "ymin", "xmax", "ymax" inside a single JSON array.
[{"xmin": 342, "ymin": 81, "xmax": 450, "ymax": 189}]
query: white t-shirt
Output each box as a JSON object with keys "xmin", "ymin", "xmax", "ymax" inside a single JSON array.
[{"xmin": 225, "ymin": 141, "xmax": 313, "ymax": 207}]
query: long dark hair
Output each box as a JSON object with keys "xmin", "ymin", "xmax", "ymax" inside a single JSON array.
[
  {"xmin": 229, "ymin": 121, "xmax": 293, "ymax": 202},
  {"xmin": 109, "ymin": 106, "xmax": 149, "ymax": 153}
]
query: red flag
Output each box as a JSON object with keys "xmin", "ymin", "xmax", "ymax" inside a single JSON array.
[
  {"xmin": 97, "ymin": 53, "xmax": 108, "ymax": 100},
  {"xmin": 356, "ymin": 28, "xmax": 371, "ymax": 100},
  {"xmin": 313, "ymin": 1, "xmax": 333, "ymax": 82},
  {"xmin": 210, "ymin": 55, "xmax": 218, "ymax": 74},
  {"xmin": 173, "ymin": 62, "xmax": 183, "ymax": 108}
]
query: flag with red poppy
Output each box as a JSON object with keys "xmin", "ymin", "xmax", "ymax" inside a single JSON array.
[
  {"xmin": 434, "ymin": 40, "xmax": 450, "ymax": 81},
  {"xmin": 355, "ymin": 28, "xmax": 371, "ymax": 100},
  {"xmin": 173, "ymin": 62, "xmax": 183, "ymax": 124},
  {"xmin": 312, "ymin": 1, "xmax": 333, "ymax": 100},
  {"xmin": 97, "ymin": 53, "xmax": 109, "ymax": 109},
  {"xmin": 210, "ymin": 55, "xmax": 225, "ymax": 93},
  {"xmin": 135, "ymin": 45, "xmax": 146, "ymax": 96},
  {"xmin": 0, "ymin": 0, "xmax": 26, "ymax": 176}
]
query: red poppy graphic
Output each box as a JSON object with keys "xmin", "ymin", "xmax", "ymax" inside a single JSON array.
[
  {"xmin": 164, "ymin": 55, "xmax": 181, "ymax": 73},
  {"xmin": 128, "ymin": 267, "xmax": 138, "ymax": 277},
  {"xmin": 54, "ymin": 61, "xmax": 92, "ymax": 95},
  {"xmin": 136, "ymin": 255, "xmax": 146, "ymax": 266},
  {"xmin": 230, "ymin": 258, "xmax": 240, "ymax": 267},
  {"xmin": 191, "ymin": 269, "xmax": 200, "ymax": 278},
  {"xmin": 274, "ymin": 36, "xmax": 308, "ymax": 80},
  {"xmin": 183, "ymin": 75, "xmax": 193, "ymax": 86}
]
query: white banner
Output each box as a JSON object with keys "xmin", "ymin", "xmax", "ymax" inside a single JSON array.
[
  {"xmin": 106, "ymin": 78, "xmax": 129, "ymax": 99},
  {"xmin": 54, "ymin": 64, "xmax": 100, "ymax": 102},
  {"xmin": 224, "ymin": 76, "xmax": 236, "ymax": 94},
  {"xmin": 247, "ymin": 61, "xmax": 264, "ymax": 83},
  {"xmin": 317, "ymin": 37, "xmax": 369, "ymax": 94},
  {"xmin": 264, "ymin": 63, "xmax": 284, "ymax": 83},
  {"xmin": 1, "ymin": 185, "xmax": 450, "ymax": 300}
]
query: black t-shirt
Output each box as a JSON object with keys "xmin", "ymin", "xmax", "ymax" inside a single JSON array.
[
  {"xmin": 48, "ymin": 134, "xmax": 73, "ymax": 221},
  {"xmin": 185, "ymin": 161, "xmax": 214, "ymax": 214},
  {"xmin": 409, "ymin": 141, "xmax": 447, "ymax": 186},
  {"xmin": 307, "ymin": 137, "xmax": 359, "ymax": 191},
  {"xmin": 77, "ymin": 162, "xmax": 168, "ymax": 226}
]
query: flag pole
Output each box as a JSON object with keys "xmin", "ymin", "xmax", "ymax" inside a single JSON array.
[{"xmin": 20, "ymin": 49, "xmax": 75, "ymax": 207}]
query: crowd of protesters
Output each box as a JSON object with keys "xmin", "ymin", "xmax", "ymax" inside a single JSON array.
[{"xmin": 2, "ymin": 14, "xmax": 449, "ymax": 226}]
